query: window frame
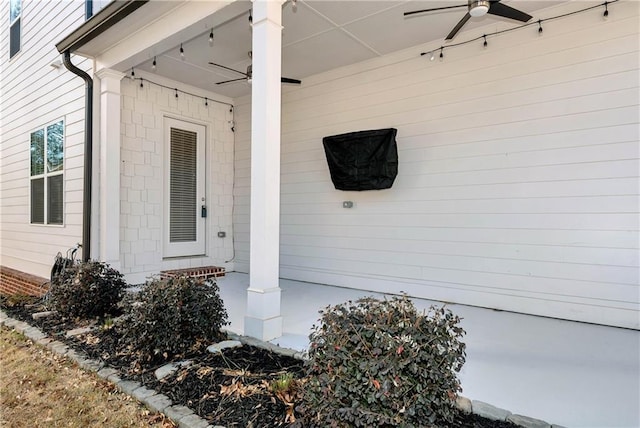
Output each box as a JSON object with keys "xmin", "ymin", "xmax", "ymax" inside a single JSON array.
[
  {"xmin": 30, "ymin": 119, "xmax": 65, "ymax": 226},
  {"xmin": 9, "ymin": 0, "xmax": 21, "ymax": 59}
]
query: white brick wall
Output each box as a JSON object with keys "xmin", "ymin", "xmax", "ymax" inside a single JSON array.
[{"xmin": 120, "ymin": 75, "xmax": 235, "ymax": 283}]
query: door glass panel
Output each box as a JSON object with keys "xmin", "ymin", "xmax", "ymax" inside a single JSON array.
[{"xmin": 169, "ymin": 127, "xmax": 197, "ymax": 242}]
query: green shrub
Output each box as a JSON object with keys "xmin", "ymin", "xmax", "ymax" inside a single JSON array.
[
  {"xmin": 49, "ymin": 260, "xmax": 126, "ymax": 319},
  {"xmin": 118, "ymin": 275, "xmax": 228, "ymax": 363},
  {"xmin": 301, "ymin": 296, "xmax": 466, "ymax": 427}
]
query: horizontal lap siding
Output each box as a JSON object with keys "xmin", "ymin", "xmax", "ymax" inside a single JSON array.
[
  {"xmin": 232, "ymin": 1, "xmax": 639, "ymax": 328},
  {"xmin": 0, "ymin": 1, "xmax": 87, "ymax": 279}
]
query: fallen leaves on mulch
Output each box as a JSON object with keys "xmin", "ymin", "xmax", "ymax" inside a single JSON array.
[{"xmin": 1, "ymin": 296, "xmax": 519, "ymax": 428}]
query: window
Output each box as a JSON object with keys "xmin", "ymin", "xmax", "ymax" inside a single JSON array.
[
  {"xmin": 30, "ymin": 120, "xmax": 64, "ymax": 225},
  {"xmin": 85, "ymin": 0, "xmax": 93, "ymax": 19},
  {"xmin": 9, "ymin": 0, "xmax": 21, "ymax": 59}
]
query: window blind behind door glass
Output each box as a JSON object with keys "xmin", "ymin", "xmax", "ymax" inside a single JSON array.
[{"xmin": 169, "ymin": 127, "xmax": 197, "ymax": 242}]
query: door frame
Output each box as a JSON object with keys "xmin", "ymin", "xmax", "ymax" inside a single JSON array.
[{"xmin": 162, "ymin": 116, "xmax": 206, "ymax": 258}]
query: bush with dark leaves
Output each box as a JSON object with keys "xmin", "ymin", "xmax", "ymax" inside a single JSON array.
[
  {"xmin": 118, "ymin": 275, "xmax": 228, "ymax": 363},
  {"xmin": 49, "ymin": 260, "xmax": 126, "ymax": 319},
  {"xmin": 301, "ymin": 296, "xmax": 466, "ymax": 427}
]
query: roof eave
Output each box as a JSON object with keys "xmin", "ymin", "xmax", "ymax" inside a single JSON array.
[{"xmin": 56, "ymin": 0, "xmax": 148, "ymax": 54}]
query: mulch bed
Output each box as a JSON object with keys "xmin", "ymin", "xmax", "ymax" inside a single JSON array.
[{"xmin": 1, "ymin": 296, "xmax": 518, "ymax": 428}]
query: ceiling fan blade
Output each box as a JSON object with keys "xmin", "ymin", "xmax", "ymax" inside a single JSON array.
[
  {"xmin": 281, "ymin": 77, "xmax": 301, "ymax": 85},
  {"xmin": 488, "ymin": 1, "xmax": 532, "ymax": 22},
  {"xmin": 216, "ymin": 77, "xmax": 247, "ymax": 85},
  {"xmin": 208, "ymin": 62, "xmax": 248, "ymax": 77},
  {"xmin": 404, "ymin": 3, "xmax": 467, "ymax": 17},
  {"xmin": 445, "ymin": 12, "xmax": 471, "ymax": 40}
]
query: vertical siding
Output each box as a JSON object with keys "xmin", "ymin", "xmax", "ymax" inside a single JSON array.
[
  {"xmin": 233, "ymin": 1, "xmax": 639, "ymax": 328},
  {"xmin": 0, "ymin": 1, "xmax": 89, "ymax": 278},
  {"xmin": 119, "ymin": 75, "xmax": 235, "ymax": 284}
]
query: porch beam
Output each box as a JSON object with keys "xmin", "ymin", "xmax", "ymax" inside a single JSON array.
[
  {"xmin": 245, "ymin": 0, "xmax": 284, "ymax": 341},
  {"xmin": 94, "ymin": 68, "xmax": 124, "ymax": 269}
]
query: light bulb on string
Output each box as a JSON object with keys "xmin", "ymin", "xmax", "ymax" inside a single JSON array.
[
  {"xmin": 603, "ymin": 1, "xmax": 609, "ymax": 18},
  {"xmin": 483, "ymin": 35, "xmax": 488, "ymax": 48},
  {"xmin": 175, "ymin": 88, "xmax": 179, "ymax": 98},
  {"xmin": 209, "ymin": 30, "xmax": 214, "ymax": 46},
  {"xmin": 180, "ymin": 43, "xmax": 185, "ymax": 60},
  {"xmin": 248, "ymin": 11, "xmax": 252, "ymax": 25},
  {"xmin": 538, "ymin": 20, "xmax": 543, "ymax": 35},
  {"xmin": 430, "ymin": 51, "xmax": 435, "ymax": 61},
  {"xmin": 205, "ymin": 97, "xmax": 208, "ymax": 107},
  {"xmin": 152, "ymin": 56, "xmax": 157, "ymax": 70},
  {"xmin": 140, "ymin": 78, "xmax": 144, "ymax": 88},
  {"xmin": 439, "ymin": 47, "xmax": 444, "ymax": 61},
  {"xmin": 130, "ymin": 68, "xmax": 135, "ymax": 79}
]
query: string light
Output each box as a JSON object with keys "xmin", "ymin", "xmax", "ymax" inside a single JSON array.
[
  {"xmin": 128, "ymin": 76, "xmax": 233, "ymax": 117},
  {"xmin": 152, "ymin": 56, "xmax": 157, "ymax": 70},
  {"xmin": 430, "ymin": 51, "xmax": 435, "ymax": 61},
  {"xmin": 483, "ymin": 35, "xmax": 488, "ymax": 48},
  {"xmin": 180, "ymin": 43, "xmax": 184, "ymax": 60},
  {"xmin": 130, "ymin": 67, "xmax": 135, "ymax": 79},
  {"xmin": 209, "ymin": 30, "xmax": 214, "ymax": 46},
  {"xmin": 248, "ymin": 11, "xmax": 252, "ymax": 25},
  {"xmin": 419, "ymin": 1, "xmax": 617, "ymax": 61}
]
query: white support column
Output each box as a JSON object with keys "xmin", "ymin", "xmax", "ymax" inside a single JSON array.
[
  {"xmin": 245, "ymin": 0, "xmax": 284, "ymax": 341},
  {"xmin": 94, "ymin": 69, "xmax": 124, "ymax": 270}
]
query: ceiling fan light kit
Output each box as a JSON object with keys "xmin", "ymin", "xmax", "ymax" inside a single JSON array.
[{"xmin": 469, "ymin": 1, "xmax": 490, "ymax": 17}]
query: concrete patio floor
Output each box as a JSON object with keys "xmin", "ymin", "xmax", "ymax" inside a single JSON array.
[{"xmin": 217, "ymin": 272, "xmax": 639, "ymax": 428}]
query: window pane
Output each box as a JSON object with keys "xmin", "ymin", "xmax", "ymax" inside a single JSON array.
[
  {"xmin": 169, "ymin": 127, "xmax": 197, "ymax": 242},
  {"xmin": 48, "ymin": 175, "xmax": 63, "ymax": 225},
  {"xmin": 31, "ymin": 178, "xmax": 44, "ymax": 224},
  {"xmin": 47, "ymin": 121, "xmax": 64, "ymax": 172},
  {"xmin": 30, "ymin": 129, "xmax": 44, "ymax": 176},
  {"xmin": 9, "ymin": 18, "xmax": 20, "ymax": 59},
  {"xmin": 10, "ymin": 0, "xmax": 21, "ymax": 22}
]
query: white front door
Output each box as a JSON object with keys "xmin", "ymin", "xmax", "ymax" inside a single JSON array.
[{"xmin": 163, "ymin": 117, "xmax": 206, "ymax": 257}]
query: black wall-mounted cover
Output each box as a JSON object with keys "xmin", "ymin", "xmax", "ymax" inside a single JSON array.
[{"xmin": 322, "ymin": 128, "xmax": 398, "ymax": 191}]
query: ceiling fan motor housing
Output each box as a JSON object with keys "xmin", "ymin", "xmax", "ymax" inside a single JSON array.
[{"xmin": 469, "ymin": 0, "xmax": 490, "ymax": 17}]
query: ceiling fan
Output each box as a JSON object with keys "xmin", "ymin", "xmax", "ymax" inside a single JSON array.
[
  {"xmin": 404, "ymin": 0, "xmax": 532, "ymax": 40},
  {"xmin": 209, "ymin": 52, "xmax": 301, "ymax": 86}
]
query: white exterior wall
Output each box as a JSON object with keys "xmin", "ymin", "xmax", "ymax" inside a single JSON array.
[
  {"xmin": 0, "ymin": 1, "xmax": 88, "ymax": 278},
  {"xmin": 233, "ymin": 1, "xmax": 639, "ymax": 328},
  {"xmin": 119, "ymin": 74, "xmax": 235, "ymax": 284}
]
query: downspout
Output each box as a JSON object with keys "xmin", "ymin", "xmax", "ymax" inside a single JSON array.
[{"xmin": 62, "ymin": 51, "xmax": 93, "ymax": 262}]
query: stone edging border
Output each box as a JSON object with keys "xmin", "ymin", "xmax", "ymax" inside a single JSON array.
[{"xmin": 0, "ymin": 309, "xmax": 565, "ymax": 428}]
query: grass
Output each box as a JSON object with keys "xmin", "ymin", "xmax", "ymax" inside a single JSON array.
[{"xmin": 0, "ymin": 326, "xmax": 176, "ymax": 428}]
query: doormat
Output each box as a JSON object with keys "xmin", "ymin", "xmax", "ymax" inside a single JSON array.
[{"xmin": 160, "ymin": 266, "xmax": 226, "ymax": 280}]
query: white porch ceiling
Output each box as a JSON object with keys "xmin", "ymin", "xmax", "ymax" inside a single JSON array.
[{"xmin": 130, "ymin": 0, "xmax": 566, "ymax": 99}]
